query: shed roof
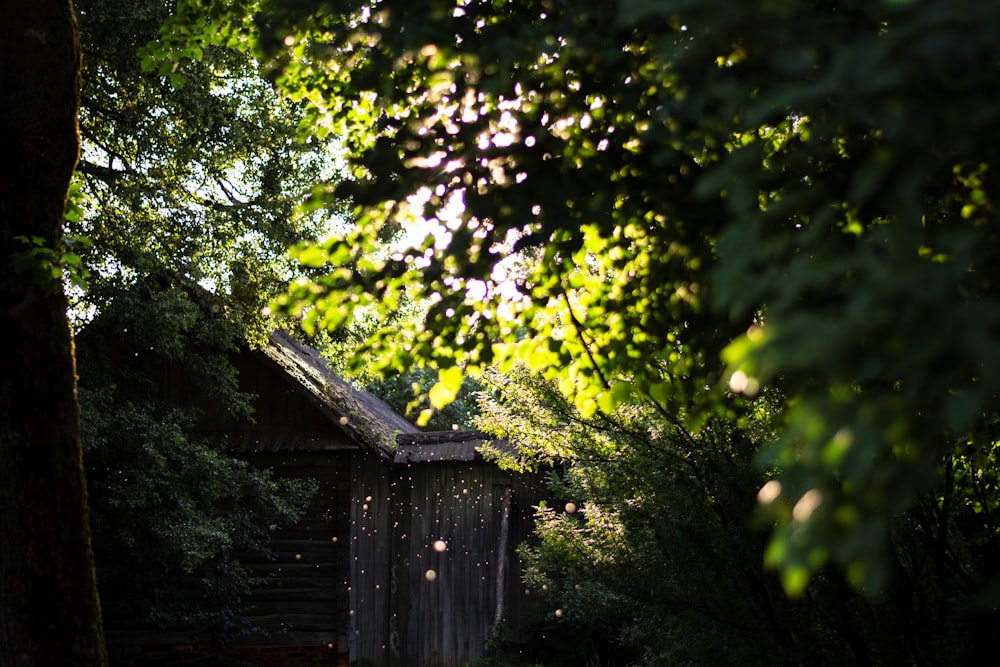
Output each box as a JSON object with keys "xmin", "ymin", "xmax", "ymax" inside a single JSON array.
[{"xmin": 260, "ymin": 330, "xmax": 419, "ymax": 457}]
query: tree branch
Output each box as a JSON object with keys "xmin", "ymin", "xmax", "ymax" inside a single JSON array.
[
  {"xmin": 561, "ymin": 289, "xmax": 612, "ymax": 391},
  {"xmin": 77, "ymin": 159, "xmax": 126, "ymax": 183}
]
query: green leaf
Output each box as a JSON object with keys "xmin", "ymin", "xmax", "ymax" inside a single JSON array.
[
  {"xmin": 596, "ymin": 381, "xmax": 632, "ymax": 414},
  {"xmin": 295, "ymin": 245, "xmax": 329, "ymax": 268},
  {"xmin": 429, "ymin": 366, "xmax": 464, "ymax": 409}
]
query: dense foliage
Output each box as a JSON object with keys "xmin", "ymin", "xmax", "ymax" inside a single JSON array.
[
  {"xmin": 145, "ymin": 0, "xmax": 1000, "ymax": 662},
  {"xmin": 477, "ymin": 368, "xmax": 1000, "ymax": 664},
  {"xmin": 76, "ymin": 280, "xmax": 315, "ymax": 642},
  {"xmin": 476, "ymin": 368, "xmax": 781, "ymax": 665},
  {"xmin": 72, "ymin": 1, "xmax": 331, "ymax": 643}
]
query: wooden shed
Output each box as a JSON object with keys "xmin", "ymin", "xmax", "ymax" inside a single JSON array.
[{"xmin": 212, "ymin": 331, "xmax": 543, "ymax": 666}]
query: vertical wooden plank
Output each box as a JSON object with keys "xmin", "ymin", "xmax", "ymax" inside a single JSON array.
[
  {"xmin": 403, "ymin": 461, "xmax": 428, "ymax": 665},
  {"xmin": 493, "ymin": 486, "xmax": 513, "ymax": 632},
  {"xmin": 388, "ymin": 465, "xmax": 411, "ymax": 666},
  {"xmin": 427, "ymin": 464, "xmax": 443, "ymax": 665},
  {"xmin": 348, "ymin": 452, "xmax": 363, "ymax": 664},
  {"xmin": 476, "ymin": 467, "xmax": 493, "ymax": 656},
  {"xmin": 350, "ymin": 451, "xmax": 391, "ymax": 667},
  {"xmin": 439, "ymin": 467, "xmax": 455, "ymax": 665},
  {"xmin": 462, "ymin": 464, "xmax": 480, "ymax": 663}
]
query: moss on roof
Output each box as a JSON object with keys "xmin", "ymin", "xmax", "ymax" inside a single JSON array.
[{"xmin": 262, "ymin": 330, "xmax": 419, "ymax": 457}]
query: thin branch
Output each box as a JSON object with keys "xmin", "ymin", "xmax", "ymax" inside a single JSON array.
[
  {"xmin": 216, "ymin": 178, "xmax": 245, "ymax": 205},
  {"xmin": 78, "ymin": 126, "xmax": 133, "ymax": 174},
  {"xmin": 560, "ymin": 289, "xmax": 612, "ymax": 391},
  {"xmin": 77, "ymin": 159, "xmax": 126, "ymax": 183},
  {"xmin": 80, "ymin": 94, "xmax": 126, "ymax": 123}
]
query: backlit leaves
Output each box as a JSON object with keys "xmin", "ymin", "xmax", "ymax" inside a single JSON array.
[{"xmin": 159, "ymin": 0, "xmax": 1000, "ymax": 596}]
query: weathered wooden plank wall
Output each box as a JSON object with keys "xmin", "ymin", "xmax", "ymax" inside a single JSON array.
[
  {"xmin": 384, "ymin": 461, "xmax": 543, "ymax": 667},
  {"xmin": 239, "ymin": 454, "xmax": 353, "ymax": 652},
  {"xmin": 241, "ymin": 441, "xmax": 547, "ymax": 667},
  {"xmin": 225, "ymin": 352, "xmax": 360, "ymax": 453},
  {"xmin": 349, "ymin": 450, "xmax": 393, "ymax": 664},
  {"xmin": 402, "ymin": 462, "xmax": 493, "ymax": 666},
  {"xmin": 104, "ymin": 446, "xmax": 544, "ymax": 664}
]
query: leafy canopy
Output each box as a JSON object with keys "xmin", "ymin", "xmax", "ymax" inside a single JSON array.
[
  {"xmin": 74, "ymin": 0, "xmax": 347, "ymax": 340},
  {"xmin": 153, "ymin": 0, "xmax": 1000, "ymax": 592}
]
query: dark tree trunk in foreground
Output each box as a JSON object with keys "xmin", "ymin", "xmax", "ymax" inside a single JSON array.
[{"xmin": 0, "ymin": 2, "xmax": 107, "ymax": 665}]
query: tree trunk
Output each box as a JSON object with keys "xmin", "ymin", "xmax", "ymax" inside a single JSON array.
[{"xmin": 0, "ymin": 2, "xmax": 107, "ymax": 665}]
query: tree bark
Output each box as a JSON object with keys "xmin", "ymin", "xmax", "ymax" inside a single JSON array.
[{"xmin": 0, "ymin": 2, "xmax": 107, "ymax": 665}]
